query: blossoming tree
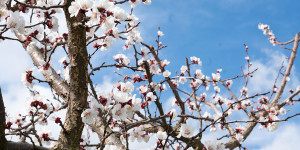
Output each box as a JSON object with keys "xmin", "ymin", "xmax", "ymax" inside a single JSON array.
[{"xmin": 0, "ymin": 0, "xmax": 299, "ymax": 150}]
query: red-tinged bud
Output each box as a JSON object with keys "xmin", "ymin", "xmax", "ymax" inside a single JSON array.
[
  {"xmin": 99, "ymin": 96, "xmax": 108, "ymax": 106},
  {"xmin": 43, "ymin": 63, "xmax": 50, "ymax": 70},
  {"xmin": 51, "ymin": 9, "xmax": 56, "ymax": 14},
  {"xmin": 105, "ymin": 29, "xmax": 114, "ymax": 37},
  {"xmin": 106, "ymin": 11, "xmax": 114, "ymax": 17},
  {"xmin": 86, "ymin": 27, "xmax": 91, "ymax": 32},
  {"xmin": 117, "ymin": 84, "xmax": 121, "ymax": 91},
  {"xmin": 79, "ymin": 9, "xmax": 88, "ymax": 14},
  {"xmin": 55, "ymin": 117, "xmax": 61, "ymax": 124},
  {"xmin": 42, "ymin": 133, "xmax": 50, "ymax": 141},
  {"xmin": 5, "ymin": 121, "xmax": 13, "ymax": 129},
  {"xmin": 42, "ymin": 104, "xmax": 47, "ymax": 110},
  {"xmin": 46, "ymin": 20, "xmax": 53, "ymax": 29},
  {"xmin": 26, "ymin": 36, "xmax": 32, "ymax": 42},
  {"xmin": 237, "ymin": 105, "xmax": 243, "ymax": 110},
  {"xmin": 93, "ymin": 43, "xmax": 101, "ymax": 49},
  {"xmin": 62, "ymin": 33, "xmax": 68, "ymax": 40},
  {"xmin": 124, "ymin": 75, "xmax": 130, "ymax": 80},
  {"xmin": 98, "ymin": 7, "xmax": 106, "ymax": 13},
  {"xmin": 141, "ymin": 102, "xmax": 147, "ymax": 109}
]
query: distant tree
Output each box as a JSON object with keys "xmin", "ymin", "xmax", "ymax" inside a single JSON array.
[{"xmin": 0, "ymin": 0, "xmax": 299, "ymax": 150}]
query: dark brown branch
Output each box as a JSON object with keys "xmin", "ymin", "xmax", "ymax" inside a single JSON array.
[
  {"xmin": 0, "ymin": 88, "xmax": 7, "ymax": 150},
  {"xmin": 14, "ymin": 0, "xmax": 66, "ymax": 10},
  {"xmin": 226, "ymin": 113, "xmax": 300, "ymax": 124},
  {"xmin": 147, "ymin": 45, "xmax": 186, "ymax": 122},
  {"xmin": 7, "ymin": 141, "xmax": 48, "ymax": 150}
]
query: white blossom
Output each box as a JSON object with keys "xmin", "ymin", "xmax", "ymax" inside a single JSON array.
[
  {"xmin": 214, "ymin": 86, "xmax": 220, "ymax": 93},
  {"xmin": 113, "ymin": 90, "xmax": 131, "ymax": 103},
  {"xmin": 279, "ymin": 107, "xmax": 286, "ymax": 115},
  {"xmin": 6, "ymin": 11, "xmax": 25, "ymax": 33},
  {"xmin": 129, "ymin": 127, "xmax": 144, "ymax": 142},
  {"xmin": 157, "ymin": 30, "xmax": 164, "ymax": 37},
  {"xmin": 143, "ymin": 0, "xmax": 152, "ymax": 5},
  {"xmin": 163, "ymin": 70, "xmax": 171, "ymax": 77},
  {"xmin": 112, "ymin": 104, "xmax": 127, "ymax": 120},
  {"xmin": 156, "ymin": 131, "xmax": 167, "ymax": 140},
  {"xmin": 146, "ymin": 92, "xmax": 157, "ymax": 102},
  {"xmin": 81, "ymin": 109, "xmax": 98, "ymax": 124},
  {"xmin": 179, "ymin": 77, "xmax": 187, "ymax": 84},
  {"xmin": 113, "ymin": 54, "xmax": 130, "ymax": 66},
  {"xmin": 212, "ymin": 73, "xmax": 220, "ymax": 82},
  {"xmin": 190, "ymin": 56, "xmax": 202, "ymax": 66},
  {"xmin": 210, "ymin": 125, "xmax": 217, "ymax": 132},
  {"xmin": 68, "ymin": 0, "xmax": 94, "ymax": 17},
  {"xmin": 129, "ymin": 0, "xmax": 142, "ymax": 8},
  {"xmin": 178, "ymin": 124, "xmax": 195, "ymax": 138},
  {"xmin": 180, "ymin": 65, "xmax": 187, "ymax": 73}
]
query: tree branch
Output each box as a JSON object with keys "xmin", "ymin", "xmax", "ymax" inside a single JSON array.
[
  {"xmin": 0, "ymin": 88, "xmax": 7, "ymax": 150},
  {"xmin": 272, "ymin": 33, "xmax": 299, "ymax": 105}
]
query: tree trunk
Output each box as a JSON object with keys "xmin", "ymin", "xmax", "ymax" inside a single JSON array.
[{"xmin": 54, "ymin": 1, "xmax": 88, "ymax": 149}]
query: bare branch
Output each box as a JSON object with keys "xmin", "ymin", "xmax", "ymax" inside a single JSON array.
[{"xmin": 272, "ymin": 33, "xmax": 299, "ymax": 105}]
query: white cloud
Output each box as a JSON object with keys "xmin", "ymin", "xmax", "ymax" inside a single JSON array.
[
  {"xmin": 246, "ymin": 48, "xmax": 299, "ymax": 94},
  {"xmin": 260, "ymin": 123, "xmax": 300, "ymax": 150},
  {"xmin": 244, "ymin": 123, "xmax": 300, "ymax": 150},
  {"xmin": 94, "ymin": 76, "xmax": 114, "ymax": 93},
  {"xmin": 0, "ymin": 39, "xmax": 31, "ymax": 85}
]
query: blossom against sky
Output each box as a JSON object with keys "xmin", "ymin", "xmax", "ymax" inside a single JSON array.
[
  {"xmin": 134, "ymin": 1, "xmax": 300, "ymax": 149},
  {"xmin": 0, "ymin": 0, "xmax": 300, "ymax": 149}
]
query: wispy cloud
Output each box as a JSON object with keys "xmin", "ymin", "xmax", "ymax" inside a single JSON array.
[
  {"xmin": 246, "ymin": 48, "xmax": 299, "ymax": 94},
  {"xmin": 244, "ymin": 123, "xmax": 300, "ymax": 150}
]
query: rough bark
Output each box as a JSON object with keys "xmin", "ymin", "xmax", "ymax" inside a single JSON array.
[
  {"xmin": 0, "ymin": 88, "xmax": 7, "ymax": 150},
  {"xmin": 225, "ymin": 121, "xmax": 257, "ymax": 150},
  {"xmin": 90, "ymin": 117, "xmax": 126, "ymax": 149},
  {"xmin": 54, "ymin": 1, "xmax": 89, "ymax": 149},
  {"xmin": 14, "ymin": 31, "xmax": 71, "ymax": 102}
]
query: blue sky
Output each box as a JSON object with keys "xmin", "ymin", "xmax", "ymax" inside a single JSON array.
[
  {"xmin": 134, "ymin": 0, "xmax": 300, "ymax": 74},
  {"xmin": 1, "ymin": 0, "xmax": 300, "ymax": 149}
]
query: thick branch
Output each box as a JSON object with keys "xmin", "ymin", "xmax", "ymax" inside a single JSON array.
[
  {"xmin": 225, "ymin": 121, "xmax": 256, "ymax": 150},
  {"xmin": 14, "ymin": 32, "xmax": 70, "ymax": 102},
  {"xmin": 7, "ymin": 141, "xmax": 48, "ymax": 150},
  {"xmin": 89, "ymin": 117, "xmax": 125, "ymax": 149},
  {"xmin": 272, "ymin": 33, "xmax": 299, "ymax": 104}
]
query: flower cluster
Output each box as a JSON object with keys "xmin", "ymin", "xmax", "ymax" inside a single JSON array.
[{"xmin": 258, "ymin": 23, "xmax": 277, "ymax": 46}]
